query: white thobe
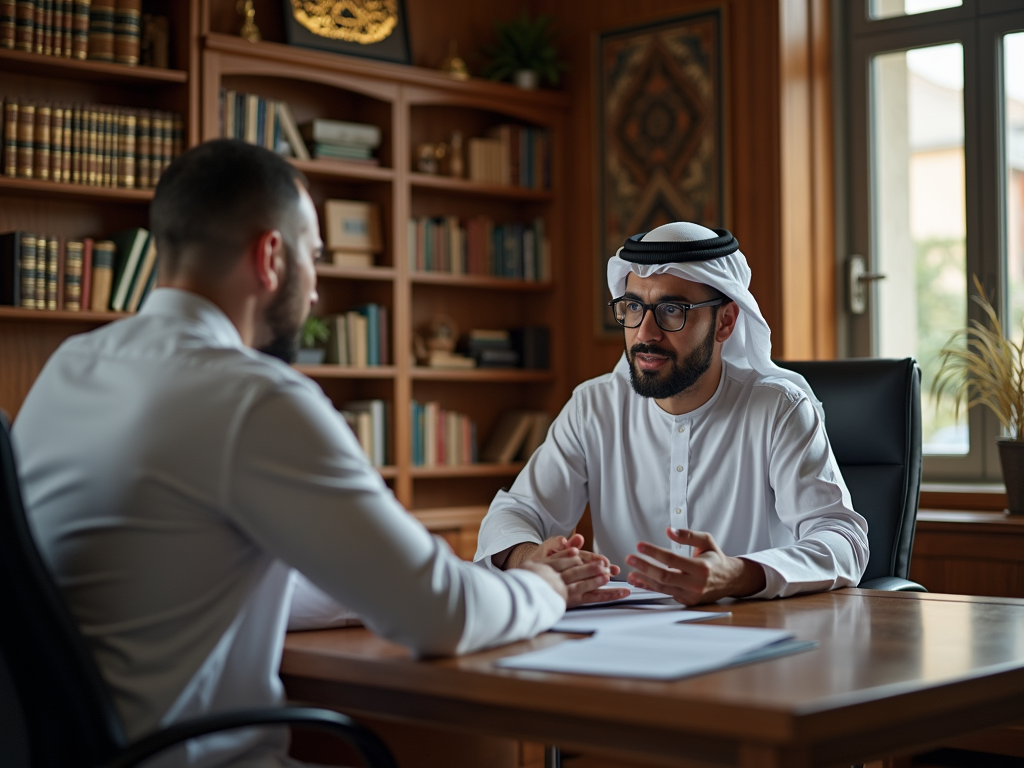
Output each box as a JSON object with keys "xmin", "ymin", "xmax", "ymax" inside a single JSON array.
[
  {"xmin": 13, "ymin": 288, "xmax": 563, "ymax": 768},
  {"xmin": 475, "ymin": 358, "xmax": 869, "ymax": 598}
]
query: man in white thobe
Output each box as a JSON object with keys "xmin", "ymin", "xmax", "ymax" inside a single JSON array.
[
  {"xmin": 12, "ymin": 140, "xmax": 609, "ymax": 768},
  {"xmin": 475, "ymin": 222, "xmax": 869, "ymax": 606}
]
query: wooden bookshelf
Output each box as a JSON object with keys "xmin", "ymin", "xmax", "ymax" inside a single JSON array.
[
  {"xmin": 0, "ymin": 47, "xmax": 189, "ymax": 84},
  {"xmin": 0, "ymin": 176, "xmax": 154, "ymax": 203}
]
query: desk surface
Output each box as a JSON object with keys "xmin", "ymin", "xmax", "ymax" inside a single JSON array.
[{"xmin": 281, "ymin": 589, "xmax": 1024, "ymax": 768}]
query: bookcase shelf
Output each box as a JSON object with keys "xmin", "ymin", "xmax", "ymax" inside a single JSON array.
[
  {"xmin": 0, "ymin": 47, "xmax": 189, "ymax": 84},
  {"xmin": 316, "ymin": 264, "xmax": 396, "ymax": 281},
  {"xmin": 410, "ymin": 368, "xmax": 555, "ymax": 383},
  {"xmin": 409, "ymin": 173, "xmax": 555, "ymax": 201},
  {"xmin": 290, "ymin": 158, "xmax": 395, "ymax": 183},
  {"xmin": 0, "ymin": 307, "xmax": 129, "ymax": 323},
  {"xmin": 410, "ymin": 463, "xmax": 526, "ymax": 479},
  {"xmin": 0, "ymin": 176, "xmax": 155, "ymax": 203},
  {"xmin": 410, "ymin": 272, "xmax": 553, "ymax": 291},
  {"xmin": 295, "ymin": 365, "xmax": 397, "ymax": 380}
]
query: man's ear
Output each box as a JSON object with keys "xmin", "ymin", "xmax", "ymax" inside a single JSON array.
[
  {"xmin": 252, "ymin": 229, "xmax": 284, "ymax": 292},
  {"xmin": 715, "ymin": 301, "xmax": 739, "ymax": 343}
]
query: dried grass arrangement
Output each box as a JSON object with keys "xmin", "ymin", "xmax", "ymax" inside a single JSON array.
[{"xmin": 932, "ymin": 276, "xmax": 1024, "ymax": 439}]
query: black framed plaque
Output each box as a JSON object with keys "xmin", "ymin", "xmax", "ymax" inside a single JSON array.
[{"xmin": 282, "ymin": 1, "xmax": 411, "ymax": 64}]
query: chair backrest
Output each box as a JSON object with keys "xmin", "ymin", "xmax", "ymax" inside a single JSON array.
[
  {"xmin": 0, "ymin": 414, "xmax": 127, "ymax": 767},
  {"xmin": 774, "ymin": 359, "xmax": 922, "ymax": 583}
]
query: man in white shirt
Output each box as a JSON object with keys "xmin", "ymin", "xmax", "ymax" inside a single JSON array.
[
  {"xmin": 12, "ymin": 139, "xmax": 603, "ymax": 768},
  {"xmin": 475, "ymin": 222, "xmax": 869, "ymax": 606}
]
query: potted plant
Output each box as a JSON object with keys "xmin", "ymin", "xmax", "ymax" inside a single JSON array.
[
  {"xmin": 297, "ymin": 315, "xmax": 330, "ymax": 365},
  {"xmin": 933, "ymin": 276, "xmax": 1024, "ymax": 513},
  {"xmin": 480, "ymin": 11, "xmax": 565, "ymax": 90}
]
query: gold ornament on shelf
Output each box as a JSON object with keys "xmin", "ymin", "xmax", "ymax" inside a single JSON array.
[
  {"xmin": 237, "ymin": 0, "xmax": 261, "ymax": 42},
  {"xmin": 439, "ymin": 40, "xmax": 470, "ymax": 81},
  {"xmin": 290, "ymin": 0, "xmax": 398, "ymax": 44}
]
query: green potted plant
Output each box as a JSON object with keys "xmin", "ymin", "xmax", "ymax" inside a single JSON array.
[
  {"xmin": 933, "ymin": 276, "xmax": 1024, "ymax": 513},
  {"xmin": 297, "ymin": 315, "xmax": 330, "ymax": 365},
  {"xmin": 480, "ymin": 11, "xmax": 565, "ymax": 90}
]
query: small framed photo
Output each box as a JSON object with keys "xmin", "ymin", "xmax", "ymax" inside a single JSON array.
[
  {"xmin": 282, "ymin": 1, "xmax": 411, "ymax": 65},
  {"xmin": 324, "ymin": 199, "xmax": 382, "ymax": 253}
]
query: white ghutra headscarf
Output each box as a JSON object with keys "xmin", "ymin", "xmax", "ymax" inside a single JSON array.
[{"xmin": 606, "ymin": 221, "xmax": 823, "ymax": 418}]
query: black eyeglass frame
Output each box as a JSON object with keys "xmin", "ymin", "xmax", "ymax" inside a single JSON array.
[{"xmin": 607, "ymin": 296, "xmax": 725, "ymax": 332}]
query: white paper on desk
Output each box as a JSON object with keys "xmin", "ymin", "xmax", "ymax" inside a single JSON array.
[
  {"xmin": 496, "ymin": 624, "xmax": 795, "ymax": 680},
  {"xmin": 551, "ymin": 607, "xmax": 729, "ymax": 635},
  {"xmin": 570, "ymin": 583, "xmax": 674, "ymax": 609}
]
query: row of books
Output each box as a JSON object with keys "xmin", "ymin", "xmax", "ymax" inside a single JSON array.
[
  {"xmin": 407, "ymin": 216, "xmax": 551, "ymax": 281},
  {"xmin": 339, "ymin": 399, "xmax": 388, "ymax": 467},
  {"xmin": 0, "ymin": 227, "xmax": 155, "ymax": 312},
  {"xmin": 479, "ymin": 410, "xmax": 552, "ymax": 464},
  {"xmin": 468, "ymin": 125, "xmax": 550, "ymax": 189},
  {"xmin": 0, "ymin": 1, "xmax": 144, "ymax": 66},
  {"xmin": 411, "ymin": 401, "xmax": 477, "ymax": 467},
  {"xmin": 1, "ymin": 98, "xmax": 182, "ymax": 188},
  {"xmin": 322, "ymin": 305, "xmax": 389, "ymax": 367}
]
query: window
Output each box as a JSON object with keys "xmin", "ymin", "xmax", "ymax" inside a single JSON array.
[{"xmin": 843, "ymin": 0, "xmax": 1024, "ymax": 481}]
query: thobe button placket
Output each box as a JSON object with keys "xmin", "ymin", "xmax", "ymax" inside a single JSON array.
[{"xmin": 670, "ymin": 419, "xmax": 690, "ymax": 550}]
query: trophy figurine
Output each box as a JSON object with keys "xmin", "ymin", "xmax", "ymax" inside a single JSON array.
[{"xmin": 237, "ymin": 0, "xmax": 261, "ymax": 43}]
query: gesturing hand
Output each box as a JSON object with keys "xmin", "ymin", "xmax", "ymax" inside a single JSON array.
[
  {"xmin": 624, "ymin": 528, "xmax": 766, "ymax": 606},
  {"xmin": 517, "ymin": 534, "xmax": 630, "ymax": 608}
]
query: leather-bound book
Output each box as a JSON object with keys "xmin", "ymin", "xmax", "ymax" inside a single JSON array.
[
  {"xmin": 63, "ymin": 239, "xmax": 83, "ymax": 310},
  {"xmin": 17, "ymin": 101, "xmax": 34, "ymax": 178},
  {"xmin": 3, "ymin": 99, "xmax": 17, "ymax": 177},
  {"xmin": 49, "ymin": 106, "xmax": 63, "ymax": 182},
  {"xmin": 45, "ymin": 236, "xmax": 58, "ymax": 310},
  {"xmin": 89, "ymin": 239, "xmax": 114, "ymax": 311},
  {"xmin": 33, "ymin": 103, "xmax": 51, "ymax": 181},
  {"xmin": 14, "ymin": 0, "xmax": 32, "ymax": 52},
  {"xmin": 119, "ymin": 109, "xmax": 135, "ymax": 188},
  {"xmin": 70, "ymin": 0, "xmax": 87, "ymax": 59},
  {"xmin": 135, "ymin": 109, "xmax": 150, "ymax": 188},
  {"xmin": 19, "ymin": 233, "xmax": 37, "ymax": 309},
  {"xmin": 31, "ymin": 0, "xmax": 42, "ymax": 52},
  {"xmin": 51, "ymin": 0, "xmax": 61, "ymax": 55},
  {"xmin": 112, "ymin": 0, "xmax": 137, "ymax": 65},
  {"xmin": 1, "ymin": 0, "xmax": 15, "ymax": 48},
  {"xmin": 86, "ymin": 0, "xmax": 112, "ymax": 61},
  {"xmin": 86, "ymin": 105, "xmax": 98, "ymax": 186},
  {"xmin": 60, "ymin": 104, "xmax": 71, "ymax": 181},
  {"xmin": 41, "ymin": 0, "xmax": 52, "ymax": 55},
  {"xmin": 70, "ymin": 105, "xmax": 83, "ymax": 183}
]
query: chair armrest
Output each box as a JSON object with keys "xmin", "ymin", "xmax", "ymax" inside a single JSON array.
[
  {"xmin": 859, "ymin": 576, "xmax": 928, "ymax": 592},
  {"xmin": 103, "ymin": 705, "xmax": 398, "ymax": 768}
]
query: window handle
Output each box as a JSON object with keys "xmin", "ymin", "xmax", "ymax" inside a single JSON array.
[{"xmin": 848, "ymin": 254, "xmax": 886, "ymax": 315}]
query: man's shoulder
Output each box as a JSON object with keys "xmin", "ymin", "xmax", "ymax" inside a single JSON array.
[
  {"xmin": 726, "ymin": 366, "xmax": 808, "ymax": 405},
  {"xmin": 571, "ymin": 369, "xmax": 632, "ymax": 404}
]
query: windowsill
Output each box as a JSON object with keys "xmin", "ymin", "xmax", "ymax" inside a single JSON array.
[{"xmin": 919, "ymin": 482, "xmax": 1007, "ymax": 512}]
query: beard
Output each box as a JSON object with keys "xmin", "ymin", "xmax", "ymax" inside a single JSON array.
[
  {"xmin": 257, "ymin": 243, "xmax": 306, "ymax": 364},
  {"xmin": 627, "ymin": 317, "xmax": 717, "ymax": 399}
]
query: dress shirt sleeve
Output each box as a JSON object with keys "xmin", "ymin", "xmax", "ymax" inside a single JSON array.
[
  {"xmin": 225, "ymin": 384, "xmax": 564, "ymax": 656},
  {"xmin": 287, "ymin": 570, "xmax": 363, "ymax": 631},
  {"xmin": 475, "ymin": 395, "xmax": 590, "ymax": 571},
  {"xmin": 740, "ymin": 394, "xmax": 870, "ymax": 598}
]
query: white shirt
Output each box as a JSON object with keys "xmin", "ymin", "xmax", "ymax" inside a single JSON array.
[
  {"xmin": 13, "ymin": 289, "xmax": 563, "ymax": 768},
  {"xmin": 475, "ymin": 358, "xmax": 869, "ymax": 599}
]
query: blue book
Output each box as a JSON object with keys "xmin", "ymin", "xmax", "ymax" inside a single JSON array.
[{"xmin": 356, "ymin": 303, "xmax": 379, "ymax": 366}]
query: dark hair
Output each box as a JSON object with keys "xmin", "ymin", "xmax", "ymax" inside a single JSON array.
[{"xmin": 150, "ymin": 139, "xmax": 309, "ymax": 279}]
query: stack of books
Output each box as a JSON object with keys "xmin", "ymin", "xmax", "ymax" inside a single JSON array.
[
  {"xmin": 323, "ymin": 304, "xmax": 389, "ymax": 367},
  {"xmin": 300, "ymin": 119, "xmax": 381, "ymax": 165},
  {"xmin": 410, "ymin": 401, "xmax": 477, "ymax": 467},
  {"xmin": 0, "ymin": 1, "xmax": 149, "ymax": 66},
  {"xmin": 220, "ymin": 90, "xmax": 310, "ymax": 161},
  {"xmin": 1, "ymin": 97, "xmax": 182, "ymax": 189},
  {"xmin": 464, "ymin": 329, "xmax": 519, "ymax": 368},
  {"xmin": 0, "ymin": 226, "xmax": 157, "ymax": 313},
  {"xmin": 339, "ymin": 399, "xmax": 388, "ymax": 467},
  {"xmin": 480, "ymin": 410, "xmax": 552, "ymax": 464},
  {"xmin": 407, "ymin": 215, "xmax": 550, "ymax": 281},
  {"xmin": 467, "ymin": 124, "xmax": 549, "ymax": 189}
]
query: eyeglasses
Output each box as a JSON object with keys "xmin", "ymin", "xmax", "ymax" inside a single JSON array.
[{"xmin": 608, "ymin": 296, "xmax": 725, "ymax": 332}]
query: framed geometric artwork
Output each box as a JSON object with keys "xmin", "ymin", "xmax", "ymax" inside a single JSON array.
[
  {"xmin": 596, "ymin": 9, "xmax": 725, "ymax": 335},
  {"xmin": 282, "ymin": 0, "xmax": 411, "ymax": 65}
]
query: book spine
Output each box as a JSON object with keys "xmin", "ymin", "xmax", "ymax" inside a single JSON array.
[
  {"xmin": 86, "ymin": 0, "xmax": 112, "ymax": 61},
  {"xmin": 45, "ymin": 236, "xmax": 58, "ymax": 309},
  {"xmin": 61, "ymin": 0, "xmax": 70, "ymax": 56},
  {"xmin": 60, "ymin": 103, "xmax": 71, "ymax": 181},
  {"xmin": 33, "ymin": 103, "xmax": 50, "ymax": 181},
  {"xmin": 80, "ymin": 236, "xmax": 92, "ymax": 306},
  {"xmin": 112, "ymin": 0, "xmax": 137, "ymax": 64},
  {"xmin": 70, "ymin": 0, "xmax": 87, "ymax": 58},
  {"xmin": 19, "ymin": 233, "xmax": 36, "ymax": 309},
  {"xmin": 136, "ymin": 109, "xmax": 150, "ymax": 188},
  {"xmin": 3, "ymin": 99, "xmax": 17, "ymax": 177},
  {"xmin": 31, "ymin": 0, "xmax": 41, "ymax": 52},
  {"xmin": 86, "ymin": 105, "xmax": 98, "ymax": 185},
  {"xmin": 49, "ymin": 105, "xmax": 63, "ymax": 182},
  {"xmin": 34, "ymin": 235, "xmax": 47, "ymax": 308},
  {"xmin": 52, "ymin": 0, "xmax": 63, "ymax": 56},
  {"xmin": 70, "ymin": 105, "xmax": 82, "ymax": 183},
  {"xmin": 64, "ymin": 240, "xmax": 82, "ymax": 310},
  {"xmin": 171, "ymin": 111, "xmax": 182, "ymax": 162},
  {"xmin": 17, "ymin": 101, "xmax": 33, "ymax": 178},
  {"xmin": 42, "ymin": 0, "xmax": 52, "ymax": 55},
  {"xmin": 120, "ymin": 109, "xmax": 135, "ymax": 187},
  {"xmin": 89, "ymin": 239, "xmax": 113, "ymax": 311},
  {"xmin": 14, "ymin": 0, "xmax": 31, "ymax": 51},
  {"xmin": 102, "ymin": 107, "xmax": 113, "ymax": 186},
  {"xmin": 1, "ymin": 0, "xmax": 15, "ymax": 48}
]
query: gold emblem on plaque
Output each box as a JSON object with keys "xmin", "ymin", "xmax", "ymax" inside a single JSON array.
[{"xmin": 290, "ymin": 1, "xmax": 398, "ymax": 44}]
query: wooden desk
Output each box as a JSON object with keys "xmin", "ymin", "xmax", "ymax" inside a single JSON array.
[{"xmin": 280, "ymin": 590, "xmax": 1024, "ymax": 768}]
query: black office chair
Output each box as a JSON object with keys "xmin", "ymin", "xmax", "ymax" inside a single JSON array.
[
  {"xmin": 0, "ymin": 414, "xmax": 399, "ymax": 768},
  {"xmin": 776, "ymin": 358, "xmax": 925, "ymax": 591}
]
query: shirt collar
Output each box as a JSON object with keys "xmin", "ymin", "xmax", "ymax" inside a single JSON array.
[
  {"xmin": 648, "ymin": 360, "xmax": 729, "ymax": 422},
  {"xmin": 139, "ymin": 288, "xmax": 245, "ymax": 349}
]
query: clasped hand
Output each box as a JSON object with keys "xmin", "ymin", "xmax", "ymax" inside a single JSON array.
[{"xmin": 518, "ymin": 534, "xmax": 630, "ymax": 608}]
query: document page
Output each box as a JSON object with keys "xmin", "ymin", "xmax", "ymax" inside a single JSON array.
[{"xmin": 552, "ymin": 607, "xmax": 729, "ymax": 635}]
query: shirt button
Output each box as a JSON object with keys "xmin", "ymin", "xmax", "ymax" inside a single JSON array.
[
  {"xmin": 678, "ymin": 426, "xmax": 685, "ymax": 433},
  {"xmin": 674, "ymin": 508, "xmax": 681, "ymax": 514},
  {"xmin": 676, "ymin": 465, "xmax": 683, "ymax": 472}
]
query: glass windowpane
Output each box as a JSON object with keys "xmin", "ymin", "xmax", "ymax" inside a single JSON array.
[
  {"xmin": 871, "ymin": 43, "xmax": 967, "ymax": 454},
  {"xmin": 869, "ymin": 0, "xmax": 962, "ymax": 21},
  {"xmin": 1005, "ymin": 33, "xmax": 1024, "ymax": 356}
]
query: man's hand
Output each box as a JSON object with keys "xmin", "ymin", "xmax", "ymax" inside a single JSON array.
[
  {"xmin": 624, "ymin": 528, "xmax": 766, "ymax": 605},
  {"xmin": 505, "ymin": 535, "xmax": 630, "ymax": 608},
  {"xmin": 516, "ymin": 560, "xmax": 568, "ymax": 604}
]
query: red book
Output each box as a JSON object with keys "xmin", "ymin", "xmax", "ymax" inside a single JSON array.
[{"xmin": 79, "ymin": 236, "xmax": 92, "ymax": 310}]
